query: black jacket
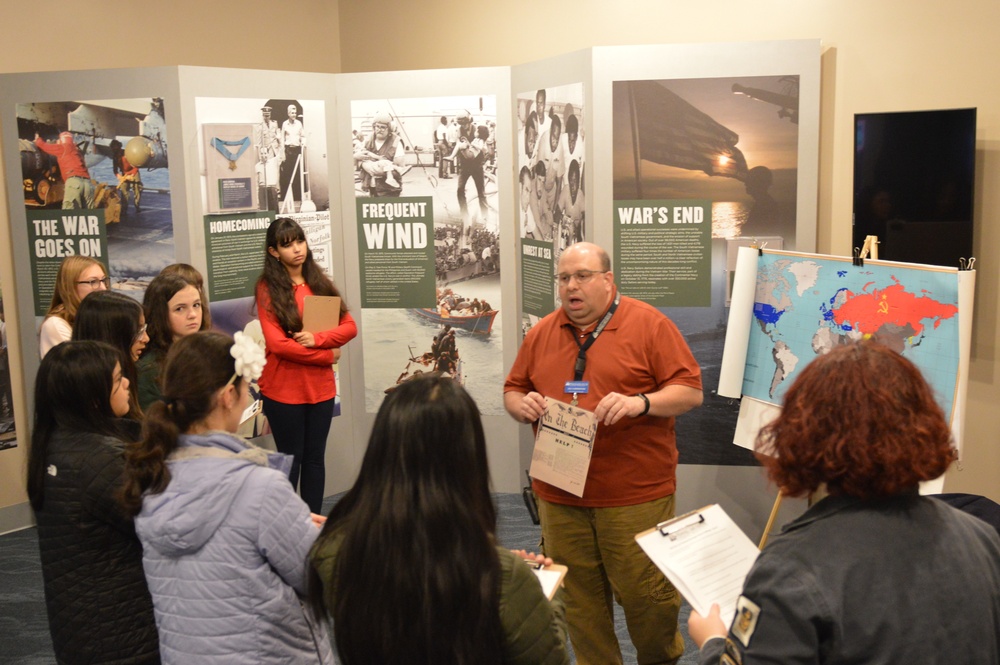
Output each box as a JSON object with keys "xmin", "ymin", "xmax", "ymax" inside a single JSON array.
[
  {"xmin": 699, "ymin": 493, "xmax": 1000, "ymax": 664},
  {"xmin": 34, "ymin": 422, "xmax": 159, "ymax": 664}
]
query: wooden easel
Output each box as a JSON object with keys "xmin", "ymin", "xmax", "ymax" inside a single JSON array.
[
  {"xmin": 858, "ymin": 235, "xmax": 880, "ymax": 261},
  {"xmin": 758, "ymin": 493, "xmax": 783, "ymax": 549}
]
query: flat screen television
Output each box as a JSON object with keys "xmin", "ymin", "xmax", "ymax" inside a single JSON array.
[{"xmin": 853, "ymin": 108, "xmax": 976, "ymax": 267}]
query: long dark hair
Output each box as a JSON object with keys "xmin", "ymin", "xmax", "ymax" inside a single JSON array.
[
  {"xmin": 120, "ymin": 331, "xmax": 241, "ymax": 516},
  {"xmin": 159, "ymin": 263, "xmax": 212, "ymax": 329},
  {"xmin": 72, "ymin": 290, "xmax": 144, "ymax": 418},
  {"xmin": 143, "ymin": 272, "xmax": 206, "ymax": 358},
  {"xmin": 310, "ymin": 374, "xmax": 503, "ymax": 665},
  {"xmin": 27, "ymin": 341, "xmax": 125, "ymax": 510},
  {"xmin": 255, "ymin": 217, "xmax": 345, "ymax": 332}
]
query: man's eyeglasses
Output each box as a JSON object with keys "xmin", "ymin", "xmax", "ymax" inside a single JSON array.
[
  {"xmin": 77, "ymin": 277, "xmax": 111, "ymax": 289},
  {"xmin": 554, "ymin": 270, "xmax": 608, "ymax": 286},
  {"xmin": 374, "ymin": 123, "xmax": 390, "ymax": 130}
]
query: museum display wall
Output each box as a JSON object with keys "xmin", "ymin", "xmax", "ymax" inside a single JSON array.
[{"xmin": 0, "ymin": 0, "xmax": 997, "ymax": 538}]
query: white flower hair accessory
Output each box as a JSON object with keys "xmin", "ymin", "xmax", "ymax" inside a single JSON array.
[{"xmin": 229, "ymin": 331, "xmax": 266, "ymax": 385}]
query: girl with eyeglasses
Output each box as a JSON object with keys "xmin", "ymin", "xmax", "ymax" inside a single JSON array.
[
  {"xmin": 39, "ymin": 255, "xmax": 110, "ymax": 358},
  {"xmin": 73, "ymin": 290, "xmax": 149, "ymax": 419},
  {"xmin": 255, "ymin": 217, "xmax": 357, "ymax": 514}
]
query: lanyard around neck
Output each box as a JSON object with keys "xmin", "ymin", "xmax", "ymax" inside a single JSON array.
[{"xmin": 571, "ymin": 291, "xmax": 620, "ymax": 381}]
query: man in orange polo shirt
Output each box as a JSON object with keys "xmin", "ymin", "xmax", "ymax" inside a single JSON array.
[{"xmin": 504, "ymin": 241, "xmax": 703, "ymax": 665}]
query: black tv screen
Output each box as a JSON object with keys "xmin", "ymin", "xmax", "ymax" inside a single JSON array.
[{"xmin": 853, "ymin": 108, "xmax": 976, "ymax": 267}]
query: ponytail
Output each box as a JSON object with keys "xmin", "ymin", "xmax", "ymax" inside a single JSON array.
[{"xmin": 120, "ymin": 331, "xmax": 239, "ymax": 516}]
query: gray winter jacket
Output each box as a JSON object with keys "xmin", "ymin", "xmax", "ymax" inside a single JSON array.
[{"xmin": 135, "ymin": 431, "xmax": 333, "ymax": 664}]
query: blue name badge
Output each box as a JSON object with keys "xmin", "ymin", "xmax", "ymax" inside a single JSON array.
[{"xmin": 564, "ymin": 381, "xmax": 589, "ymax": 395}]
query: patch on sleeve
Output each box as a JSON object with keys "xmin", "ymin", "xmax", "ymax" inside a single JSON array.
[
  {"xmin": 731, "ymin": 594, "xmax": 761, "ymax": 648},
  {"xmin": 723, "ymin": 637, "xmax": 744, "ymax": 665}
]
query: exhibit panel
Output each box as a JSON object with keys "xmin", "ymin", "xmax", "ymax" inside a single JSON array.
[
  {"xmin": 174, "ymin": 67, "xmax": 362, "ymax": 493},
  {"xmin": 509, "ymin": 49, "xmax": 595, "ymax": 495},
  {"xmin": 588, "ymin": 40, "xmax": 821, "ymax": 532},
  {"xmin": 0, "ymin": 41, "xmax": 820, "ymax": 528},
  {"xmin": 719, "ymin": 247, "xmax": 975, "ymax": 466},
  {"xmin": 514, "ymin": 81, "xmax": 588, "ymax": 325},
  {"xmin": 0, "ymin": 68, "xmax": 188, "ymax": 411},
  {"xmin": 334, "ymin": 66, "xmax": 522, "ymax": 491},
  {"xmin": 0, "ymin": 68, "xmax": 188, "ymax": 533}
]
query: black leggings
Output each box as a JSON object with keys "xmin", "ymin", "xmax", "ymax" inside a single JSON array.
[{"xmin": 262, "ymin": 395, "xmax": 335, "ymax": 513}]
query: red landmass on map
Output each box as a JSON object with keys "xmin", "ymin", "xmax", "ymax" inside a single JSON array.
[{"xmin": 833, "ymin": 280, "xmax": 958, "ymax": 336}]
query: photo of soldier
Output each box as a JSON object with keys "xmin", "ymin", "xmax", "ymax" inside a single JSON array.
[
  {"xmin": 434, "ymin": 115, "xmax": 452, "ymax": 180},
  {"xmin": 254, "ymin": 105, "xmax": 281, "ymax": 211},
  {"xmin": 453, "ymin": 110, "xmax": 488, "ymax": 233}
]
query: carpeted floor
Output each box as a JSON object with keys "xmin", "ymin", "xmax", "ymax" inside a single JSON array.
[{"xmin": 0, "ymin": 493, "xmax": 700, "ymax": 664}]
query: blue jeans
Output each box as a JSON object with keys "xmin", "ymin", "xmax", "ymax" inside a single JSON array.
[{"xmin": 262, "ymin": 395, "xmax": 335, "ymax": 513}]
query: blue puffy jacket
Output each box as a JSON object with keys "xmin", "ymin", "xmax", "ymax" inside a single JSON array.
[{"xmin": 135, "ymin": 431, "xmax": 332, "ymax": 664}]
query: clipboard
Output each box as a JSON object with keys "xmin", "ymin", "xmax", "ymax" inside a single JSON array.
[
  {"xmin": 635, "ymin": 504, "xmax": 759, "ymax": 622},
  {"xmin": 302, "ymin": 295, "xmax": 341, "ymax": 332},
  {"xmin": 240, "ymin": 399, "xmax": 262, "ymax": 426},
  {"xmin": 528, "ymin": 562, "xmax": 568, "ymax": 600}
]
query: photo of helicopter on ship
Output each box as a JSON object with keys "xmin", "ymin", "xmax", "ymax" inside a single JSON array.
[{"xmin": 16, "ymin": 97, "xmax": 175, "ymax": 295}]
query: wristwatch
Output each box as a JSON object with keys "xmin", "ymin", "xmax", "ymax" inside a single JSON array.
[{"xmin": 636, "ymin": 393, "xmax": 650, "ymax": 416}]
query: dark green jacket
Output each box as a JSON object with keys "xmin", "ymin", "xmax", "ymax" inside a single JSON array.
[{"xmin": 135, "ymin": 349, "xmax": 163, "ymax": 411}]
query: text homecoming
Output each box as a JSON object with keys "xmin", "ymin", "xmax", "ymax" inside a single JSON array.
[{"xmin": 209, "ymin": 217, "xmax": 271, "ymax": 234}]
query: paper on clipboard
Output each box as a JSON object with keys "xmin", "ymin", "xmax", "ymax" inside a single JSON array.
[
  {"xmin": 636, "ymin": 504, "xmax": 759, "ymax": 623},
  {"xmin": 302, "ymin": 295, "xmax": 341, "ymax": 332},
  {"xmin": 530, "ymin": 563, "xmax": 568, "ymax": 600},
  {"xmin": 528, "ymin": 398, "xmax": 597, "ymax": 497}
]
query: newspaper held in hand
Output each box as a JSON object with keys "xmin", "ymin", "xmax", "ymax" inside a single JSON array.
[{"xmin": 528, "ymin": 397, "xmax": 597, "ymax": 497}]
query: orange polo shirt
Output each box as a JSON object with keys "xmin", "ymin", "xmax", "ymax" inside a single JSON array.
[{"xmin": 504, "ymin": 293, "xmax": 702, "ymax": 507}]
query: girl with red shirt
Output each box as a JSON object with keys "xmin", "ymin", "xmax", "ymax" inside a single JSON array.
[{"xmin": 256, "ymin": 217, "xmax": 357, "ymax": 512}]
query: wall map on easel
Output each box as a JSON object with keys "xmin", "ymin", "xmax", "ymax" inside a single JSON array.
[{"xmin": 720, "ymin": 248, "xmax": 974, "ymax": 452}]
